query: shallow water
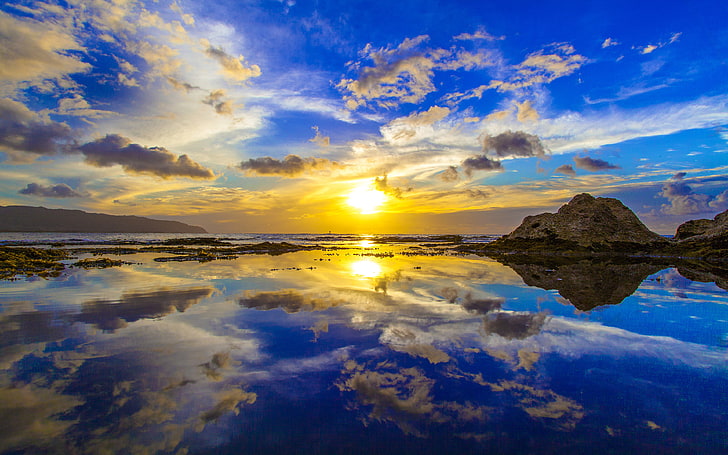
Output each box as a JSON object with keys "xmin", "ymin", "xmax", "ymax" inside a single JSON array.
[{"xmin": 1, "ymin": 236, "xmax": 727, "ymax": 454}]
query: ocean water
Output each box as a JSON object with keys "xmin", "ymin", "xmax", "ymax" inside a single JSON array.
[{"xmin": 0, "ymin": 233, "xmax": 726, "ymax": 454}]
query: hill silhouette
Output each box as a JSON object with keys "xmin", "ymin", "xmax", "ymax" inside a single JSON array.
[{"xmin": 0, "ymin": 206, "xmax": 207, "ymax": 233}]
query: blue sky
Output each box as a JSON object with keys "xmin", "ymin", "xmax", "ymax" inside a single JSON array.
[{"xmin": 0, "ymin": 0, "xmax": 726, "ymax": 233}]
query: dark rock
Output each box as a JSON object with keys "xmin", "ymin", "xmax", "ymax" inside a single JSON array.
[
  {"xmin": 675, "ymin": 209, "xmax": 728, "ymax": 242},
  {"xmin": 674, "ymin": 218, "xmax": 716, "ymax": 240},
  {"xmin": 671, "ymin": 209, "xmax": 728, "ymax": 260},
  {"xmin": 501, "ymin": 193, "xmax": 666, "ymax": 249}
]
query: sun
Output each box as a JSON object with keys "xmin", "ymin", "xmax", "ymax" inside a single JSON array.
[{"xmin": 346, "ymin": 186, "xmax": 387, "ymax": 214}]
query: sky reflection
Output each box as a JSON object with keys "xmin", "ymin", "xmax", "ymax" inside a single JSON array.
[{"xmin": 1, "ymin": 247, "xmax": 727, "ymax": 453}]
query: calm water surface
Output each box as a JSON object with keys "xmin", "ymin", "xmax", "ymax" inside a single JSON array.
[{"xmin": 1, "ymin": 234, "xmax": 726, "ymax": 454}]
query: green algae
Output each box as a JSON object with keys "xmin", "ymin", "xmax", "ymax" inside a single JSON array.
[
  {"xmin": 72, "ymin": 257, "xmax": 130, "ymax": 269},
  {"xmin": 0, "ymin": 247, "xmax": 69, "ymax": 279}
]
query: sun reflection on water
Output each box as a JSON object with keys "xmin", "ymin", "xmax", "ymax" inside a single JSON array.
[{"xmin": 350, "ymin": 259, "xmax": 382, "ymax": 278}]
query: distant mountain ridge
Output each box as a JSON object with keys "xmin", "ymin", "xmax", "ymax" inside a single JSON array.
[{"xmin": 0, "ymin": 206, "xmax": 207, "ymax": 233}]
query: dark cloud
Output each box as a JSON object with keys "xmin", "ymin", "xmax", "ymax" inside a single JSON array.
[
  {"xmin": 439, "ymin": 287, "xmax": 460, "ymax": 303},
  {"xmin": 0, "ymin": 98, "xmax": 75, "ymax": 157},
  {"xmin": 481, "ymin": 130, "xmax": 547, "ymax": 158},
  {"xmin": 166, "ymin": 77, "xmax": 201, "ymax": 92},
  {"xmin": 18, "ymin": 183, "xmax": 83, "ymax": 198},
  {"xmin": 554, "ymin": 164, "xmax": 576, "ymax": 176},
  {"xmin": 462, "ymin": 155, "xmax": 503, "ymax": 177},
  {"xmin": 78, "ymin": 134, "xmax": 215, "ymax": 179},
  {"xmin": 439, "ymin": 166, "xmax": 459, "ymax": 182},
  {"xmin": 203, "ymin": 89, "xmax": 233, "ymax": 115},
  {"xmin": 466, "ymin": 188, "xmax": 489, "ymax": 199},
  {"xmin": 573, "ymin": 156, "xmax": 620, "ymax": 172},
  {"xmin": 374, "ymin": 175, "xmax": 409, "ymax": 198},
  {"xmin": 2, "ymin": 100, "xmax": 215, "ymax": 179},
  {"xmin": 199, "ymin": 352, "xmax": 235, "ymax": 381},
  {"xmin": 462, "ymin": 294, "xmax": 504, "ymax": 314},
  {"xmin": 198, "ymin": 388, "xmax": 257, "ymax": 424},
  {"xmin": 483, "ymin": 312, "xmax": 547, "ymax": 340},
  {"xmin": 239, "ymin": 289, "xmax": 341, "ymax": 313},
  {"xmin": 78, "ymin": 287, "xmax": 214, "ymax": 332},
  {"xmin": 238, "ymin": 154, "xmax": 339, "ymax": 177},
  {"xmin": 203, "ymin": 43, "xmax": 261, "ymax": 82},
  {"xmin": 659, "ymin": 172, "xmax": 712, "ymax": 215},
  {"xmin": 710, "ymin": 190, "xmax": 728, "ymax": 211}
]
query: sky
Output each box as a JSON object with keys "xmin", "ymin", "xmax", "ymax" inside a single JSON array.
[{"xmin": 0, "ymin": 0, "xmax": 726, "ymax": 234}]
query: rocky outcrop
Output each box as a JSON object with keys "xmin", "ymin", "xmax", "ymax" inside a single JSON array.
[
  {"xmin": 675, "ymin": 209, "xmax": 728, "ymax": 241},
  {"xmin": 675, "ymin": 218, "xmax": 717, "ymax": 240},
  {"xmin": 488, "ymin": 193, "xmax": 667, "ymax": 252},
  {"xmin": 672, "ymin": 209, "xmax": 728, "ymax": 260},
  {"xmin": 459, "ymin": 193, "xmax": 727, "ymax": 260}
]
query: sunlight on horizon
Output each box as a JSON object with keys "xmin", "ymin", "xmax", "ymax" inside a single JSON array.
[{"xmin": 358, "ymin": 239, "xmax": 374, "ymax": 248}]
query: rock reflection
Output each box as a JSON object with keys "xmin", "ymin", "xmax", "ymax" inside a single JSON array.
[
  {"xmin": 675, "ymin": 261, "xmax": 728, "ymax": 292},
  {"xmin": 497, "ymin": 256, "xmax": 665, "ymax": 310}
]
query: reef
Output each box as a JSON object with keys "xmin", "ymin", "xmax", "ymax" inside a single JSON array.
[{"xmin": 0, "ymin": 247, "xmax": 69, "ymax": 279}]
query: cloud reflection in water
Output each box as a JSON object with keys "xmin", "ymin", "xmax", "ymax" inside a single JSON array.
[{"xmin": 0, "ymin": 247, "xmax": 726, "ymax": 453}]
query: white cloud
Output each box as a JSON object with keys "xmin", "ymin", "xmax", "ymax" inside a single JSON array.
[
  {"xmin": 491, "ymin": 43, "xmax": 588, "ymax": 92},
  {"xmin": 515, "ymin": 100, "xmax": 539, "ymax": 122},
  {"xmin": 380, "ymin": 106, "xmax": 451, "ymax": 144},
  {"xmin": 201, "ymin": 39, "xmax": 262, "ymax": 83},
  {"xmin": 0, "ymin": 11, "xmax": 90, "ymax": 95},
  {"xmin": 454, "ymin": 29, "xmax": 505, "ymax": 41},
  {"xmin": 601, "ymin": 37, "xmax": 619, "ymax": 48},
  {"xmin": 636, "ymin": 32, "xmax": 682, "ymax": 55},
  {"xmin": 481, "ymin": 95, "xmax": 728, "ymax": 154},
  {"xmin": 337, "ymin": 36, "xmax": 441, "ymax": 109},
  {"xmin": 337, "ymin": 35, "xmax": 499, "ymax": 109}
]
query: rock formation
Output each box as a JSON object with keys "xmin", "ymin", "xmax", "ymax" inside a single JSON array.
[
  {"xmin": 674, "ymin": 218, "xmax": 717, "ymax": 241},
  {"xmin": 672, "ymin": 209, "xmax": 728, "ymax": 260},
  {"xmin": 462, "ymin": 193, "xmax": 726, "ymax": 260},
  {"xmin": 489, "ymin": 193, "xmax": 667, "ymax": 252}
]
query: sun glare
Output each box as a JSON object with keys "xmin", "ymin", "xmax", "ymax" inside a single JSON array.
[
  {"xmin": 350, "ymin": 259, "xmax": 382, "ymax": 278},
  {"xmin": 346, "ymin": 187, "xmax": 387, "ymax": 214}
]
